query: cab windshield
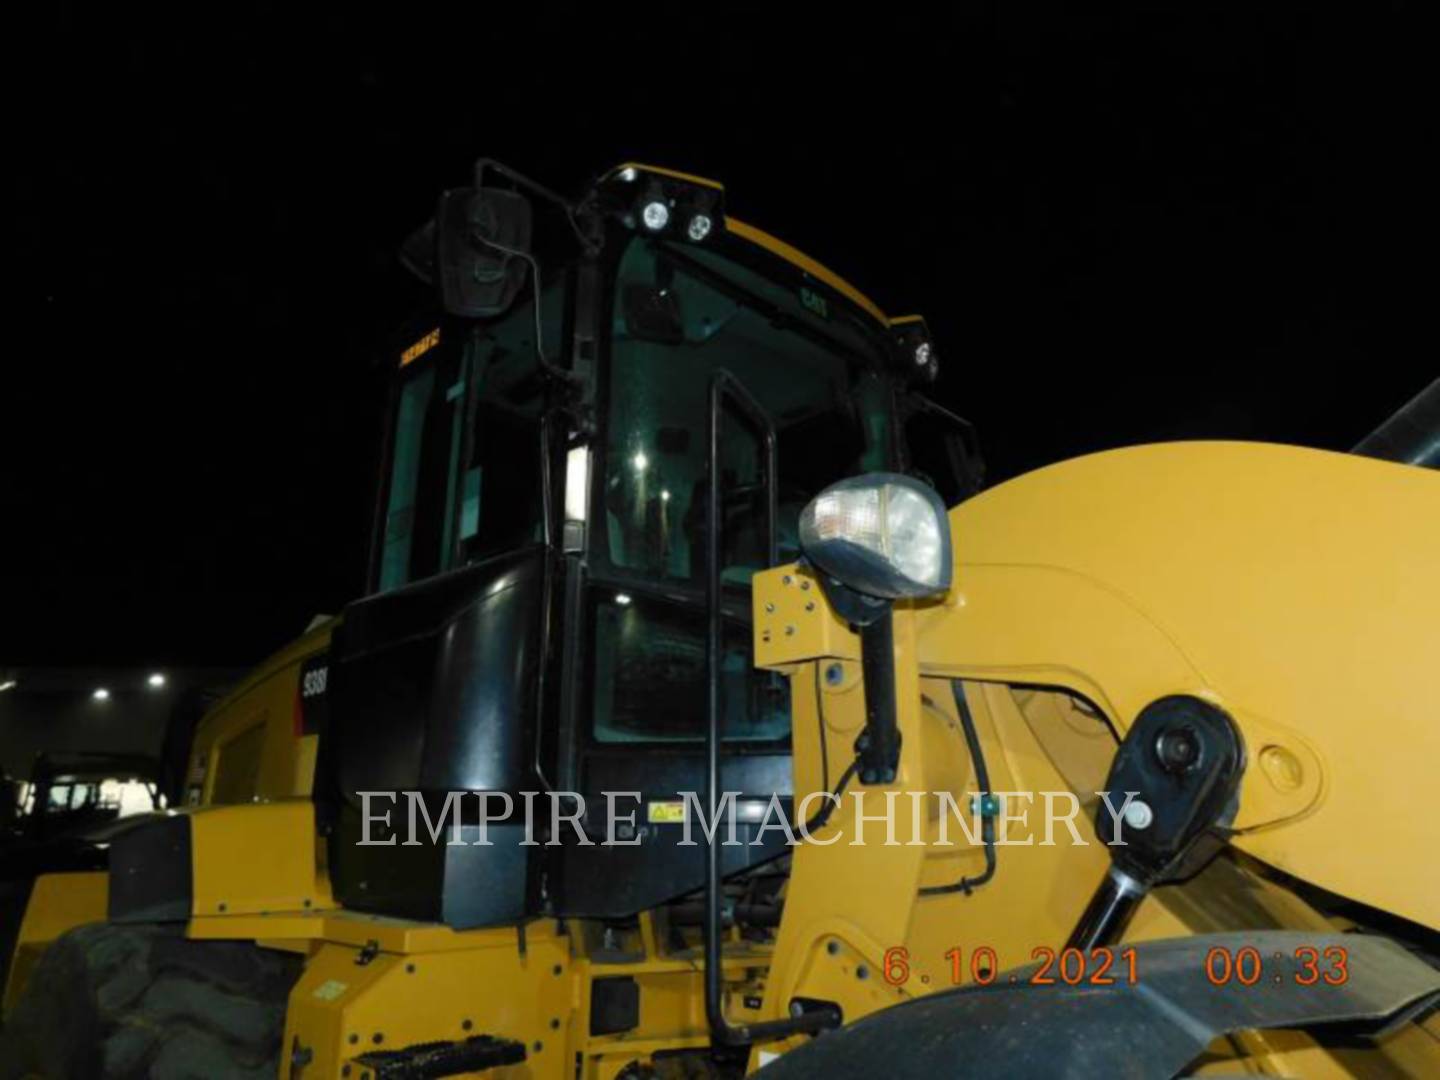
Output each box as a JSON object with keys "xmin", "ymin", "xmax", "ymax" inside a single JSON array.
[
  {"xmin": 588, "ymin": 235, "xmax": 898, "ymax": 746},
  {"xmin": 599, "ymin": 236, "xmax": 895, "ymax": 589}
]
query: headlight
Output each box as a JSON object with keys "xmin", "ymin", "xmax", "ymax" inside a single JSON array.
[{"xmin": 798, "ymin": 473, "xmax": 953, "ymax": 600}]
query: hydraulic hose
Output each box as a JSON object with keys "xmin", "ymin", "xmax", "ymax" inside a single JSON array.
[{"xmin": 919, "ymin": 681, "xmax": 997, "ymax": 897}]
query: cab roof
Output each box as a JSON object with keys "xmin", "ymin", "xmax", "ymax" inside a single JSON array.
[{"xmin": 606, "ymin": 163, "xmax": 924, "ymax": 333}]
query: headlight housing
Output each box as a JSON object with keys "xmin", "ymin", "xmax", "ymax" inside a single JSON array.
[{"xmin": 798, "ymin": 473, "xmax": 953, "ymax": 600}]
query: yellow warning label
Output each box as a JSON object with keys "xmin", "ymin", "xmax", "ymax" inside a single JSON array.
[
  {"xmin": 313, "ymin": 979, "xmax": 349, "ymax": 1002},
  {"xmin": 647, "ymin": 801, "xmax": 687, "ymax": 824}
]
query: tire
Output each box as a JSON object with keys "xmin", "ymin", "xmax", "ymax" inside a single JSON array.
[{"xmin": 0, "ymin": 922, "xmax": 302, "ymax": 1080}]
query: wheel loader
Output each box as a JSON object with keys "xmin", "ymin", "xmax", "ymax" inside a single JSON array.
[{"xmin": 1, "ymin": 160, "xmax": 1437, "ymax": 1080}]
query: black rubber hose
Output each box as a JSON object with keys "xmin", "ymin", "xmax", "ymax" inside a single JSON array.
[
  {"xmin": 800, "ymin": 759, "xmax": 859, "ymax": 836},
  {"xmin": 919, "ymin": 681, "xmax": 997, "ymax": 896},
  {"xmin": 799, "ymin": 663, "xmax": 858, "ymax": 836}
]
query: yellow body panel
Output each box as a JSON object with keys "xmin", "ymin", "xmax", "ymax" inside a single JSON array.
[
  {"xmin": 185, "ymin": 907, "xmax": 768, "ymax": 1078},
  {"xmin": 2, "ymin": 871, "xmax": 107, "ymax": 1012},
  {"xmin": 925, "ymin": 441, "xmax": 1440, "ymax": 928},
  {"xmin": 758, "ymin": 442, "xmax": 1440, "ymax": 927},
  {"xmin": 188, "ymin": 799, "xmax": 333, "ymax": 916},
  {"xmin": 753, "ymin": 565, "xmax": 860, "ymax": 667},
  {"xmin": 284, "ymin": 928, "xmax": 572, "ymax": 1078},
  {"xmin": 190, "ymin": 619, "xmax": 332, "ymax": 805},
  {"xmin": 171, "ymin": 798, "xmax": 770, "ymax": 1076}
]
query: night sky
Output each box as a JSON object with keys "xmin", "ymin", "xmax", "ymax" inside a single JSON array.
[{"xmin": 6, "ymin": 6, "xmax": 1430, "ymax": 668}]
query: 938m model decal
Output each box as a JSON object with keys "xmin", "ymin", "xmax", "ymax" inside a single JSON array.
[{"xmin": 295, "ymin": 652, "xmax": 330, "ymax": 736}]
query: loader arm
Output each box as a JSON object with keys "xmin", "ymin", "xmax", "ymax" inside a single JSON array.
[
  {"xmin": 915, "ymin": 440, "xmax": 1440, "ymax": 930},
  {"xmin": 750, "ymin": 440, "xmax": 1440, "ymax": 1075}
]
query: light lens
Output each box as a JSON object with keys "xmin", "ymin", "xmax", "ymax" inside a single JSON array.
[
  {"xmin": 0, "ymin": 679, "xmax": 16, "ymax": 693},
  {"xmin": 642, "ymin": 201, "xmax": 670, "ymax": 231},
  {"xmin": 885, "ymin": 485, "xmax": 945, "ymax": 586},
  {"xmin": 147, "ymin": 673, "xmax": 166, "ymax": 688},
  {"xmin": 615, "ymin": 592, "xmax": 633, "ymax": 606},
  {"xmin": 687, "ymin": 214, "xmax": 713, "ymax": 241},
  {"xmin": 809, "ymin": 487, "xmax": 883, "ymax": 548},
  {"xmin": 799, "ymin": 474, "xmax": 952, "ymax": 599},
  {"xmin": 93, "ymin": 688, "xmax": 111, "ymax": 701},
  {"xmin": 914, "ymin": 342, "xmax": 932, "ymax": 367}
]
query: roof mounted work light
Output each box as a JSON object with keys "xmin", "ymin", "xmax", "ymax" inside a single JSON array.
[
  {"xmin": 889, "ymin": 315, "xmax": 939, "ymax": 384},
  {"xmin": 598, "ymin": 163, "xmax": 726, "ymax": 245}
]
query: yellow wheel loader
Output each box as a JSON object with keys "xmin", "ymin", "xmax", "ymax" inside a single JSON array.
[{"xmin": 1, "ymin": 160, "xmax": 1436, "ymax": 1080}]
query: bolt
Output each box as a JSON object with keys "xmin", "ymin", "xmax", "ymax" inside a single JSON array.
[
  {"xmin": 1122, "ymin": 799, "xmax": 1155, "ymax": 831},
  {"xmin": 405, "ymin": 963, "xmax": 415, "ymax": 974},
  {"xmin": 784, "ymin": 625, "xmax": 795, "ymax": 636},
  {"xmin": 857, "ymin": 965, "xmax": 870, "ymax": 980},
  {"xmin": 800, "ymin": 579, "xmax": 811, "ymax": 591},
  {"xmin": 372, "ymin": 1033, "xmax": 383, "ymax": 1045},
  {"xmin": 348, "ymin": 1034, "xmax": 358, "ymax": 1045},
  {"xmin": 462, "ymin": 1019, "xmax": 473, "ymax": 1031},
  {"xmin": 1156, "ymin": 726, "xmax": 1201, "ymax": 774},
  {"xmin": 765, "ymin": 602, "xmax": 775, "ymax": 613},
  {"xmin": 805, "ymin": 601, "xmax": 815, "ymax": 612},
  {"xmin": 824, "ymin": 663, "xmax": 843, "ymax": 686},
  {"xmin": 827, "ymin": 940, "xmax": 840, "ymax": 955},
  {"xmin": 533, "ymin": 1041, "xmax": 543, "ymax": 1053},
  {"xmin": 552, "ymin": 963, "xmax": 563, "ymax": 976},
  {"xmin": 550, "ymin": 1018, "xmax": 560, "ymax": 1030},
  {"xmin": 782, "ymin": 575, "xmax": 792, "ymax": 586}
]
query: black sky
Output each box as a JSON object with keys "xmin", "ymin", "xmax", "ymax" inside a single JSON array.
[{"xmin": 5, "ymin": 5, "xmax": 1431, "ymax": 667}]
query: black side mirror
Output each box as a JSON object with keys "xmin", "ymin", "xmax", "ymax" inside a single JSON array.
[
  {"xmin": 902, "ymin": 395, "xmax": 986, "ymax": 503},
  {"xmin": 435, "ymin": 187, "xmax": 534, "ymax": 317}
]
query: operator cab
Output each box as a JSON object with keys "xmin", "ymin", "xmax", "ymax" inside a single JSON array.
[{"xmin": 320, "ymin": 162, "xmax": 981, "ymax": 927}]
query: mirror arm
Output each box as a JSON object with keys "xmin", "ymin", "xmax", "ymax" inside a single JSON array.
[
  {"xmin": 475, "ymin": 158, "xmax": 601, "ymax": 257},
  {"xmin": 906, "ymin": 392, "xmax": 980, "ymax": 448},
  {"xmin": 473, "ymin": 158, "xmax": 575, "ymax": 214},
  {"xmin": 856, "ymin": 608, "xmax": 901, "ymax": 785}
]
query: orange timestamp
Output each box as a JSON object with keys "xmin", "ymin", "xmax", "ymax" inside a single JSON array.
[
  {"xmin": 1203, "ymin": 944, "xmax": 1349, "ymax": 987},
  {"xmin": 881, "ymin": 946, "xmax": 1141, "ymax": 988}
]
